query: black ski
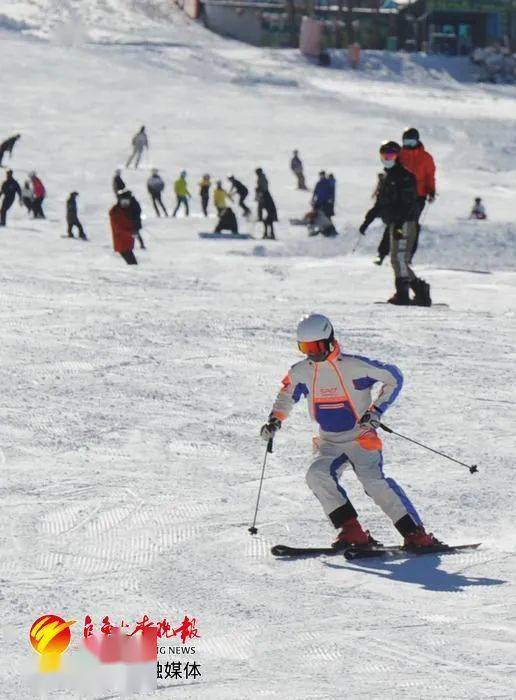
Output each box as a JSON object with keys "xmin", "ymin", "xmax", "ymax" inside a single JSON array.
[
  {"xmin": 271, "ymin": 542, "xmax": 480, "ymax": 559},
  {"xmin": 374, "ymin": 301, "xmax": 449, "ymax": 308},
  {"xmin": 271, "ymin": 544, "xmax": 347, "ymax": 558}
]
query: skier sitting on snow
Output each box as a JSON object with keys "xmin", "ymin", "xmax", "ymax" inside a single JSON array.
[
  {"xmin": 260, "ymin": 313, "xmax": 440, "ymax": 550},
  {"xmin": 359, "ymin": 141, "xmax": 431, "ymax": 307},
  {"xmin": 214, "ymin": 207, "xmax": 238, "ymax": 234},
  {"xmin": 303, "ymin": 208, "xmax": 337, "ymax": 237},
  {"xmin": 470, "ymin": 197, "xmax": 487, "ymax": 220}
]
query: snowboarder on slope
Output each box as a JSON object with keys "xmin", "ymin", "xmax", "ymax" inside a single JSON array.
[
  {"xmin": 399, "ymin": 127, "xmax": 436, "ymax": 260},
  {"xmin": 359, "ymin": 141, "xmax": 431, "ymax": 306},
  {"xmin": 109, "ymin": 191, "xmax": 138, "ymax": 265},
  {"xmin": 0, "ymin": 134, "xmax": 21, "ymax": 167},
  {"xmin": 66, "ymin": 192, "xmax": 87, "ymax": 239},
  {"xmin": 147, "ymin": 169, "xmax": 168, "ymax": 217},
  {"xmin": 126, "ymin": 126, "xmax": 148, "ymax": 169},
  {"xmin": 0, "ymin": 170, "xmax": 22, "ymax": 226},
  {"xmin": 470, "ymin": 197, "xmax": 487, "ymax": 220},
  {"xmin": 214, "ymin": 207, "xmax": 238, "ymax": 234},
  {"xmin": 260, "ymin": 313, "xmax": 440, "ymax": 548},
  {"xmin": 290, "ymin": 150, "xmax": 307, "ymax": 190},
  {"xmin": 213, "ymin": 180, "xmax": 232, "ymax": 215},
  {"xmin": 228, "ymin": 176, "xmax": 251, "ymax": 216},
  {"xmin": 173, "ymin": 171, "xmax": 190, "ymax": 217}
]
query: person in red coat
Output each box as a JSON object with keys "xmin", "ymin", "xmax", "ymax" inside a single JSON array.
[
  {"xmin": 29, "ymin": 172, "xmax": 46, "ymax": 219},
  {"xmin": 399, "ymin": 127, "xmax": 436, "ymax": 260},
  {"xmin": 109, "ymin": 191, "xmax": 137, "ymax": 265}
]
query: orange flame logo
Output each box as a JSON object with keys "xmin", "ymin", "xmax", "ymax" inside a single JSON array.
[{"xmin": 29, "ymin": 615, "xmax": 76, "ymax": 672}]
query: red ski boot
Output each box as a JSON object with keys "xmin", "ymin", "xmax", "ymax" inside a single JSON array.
[
  {"xmin": 333, "ymin": 517, "xmax": 375, "ymax": 549},
  {"xmin": 404, "ymin": 526, "xmax": 442, "ymax": 549}
]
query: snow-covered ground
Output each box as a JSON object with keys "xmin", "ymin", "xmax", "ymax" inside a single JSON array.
[{"xmin": 0, "ymin": 2, "xmax": 515, "ymax": 698}]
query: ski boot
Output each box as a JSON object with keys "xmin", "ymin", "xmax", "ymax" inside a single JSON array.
[
  {"xmin": 404, "ymin": 526, "xmax": 442, "ymax": 550},
  {"xmin": 333, "ymin": 517, "xmax": 378, "ymax": 550},
  {"xmin": 410, "ymin": 278, "xmax": 432, "ymax": 307},
  {"xmin": 387, "ymin": 277, "xmax": 410, "ymax": 305},
  {"xmin": 373, "ymin": 255, "xmax": 385, "ymax": 266}
]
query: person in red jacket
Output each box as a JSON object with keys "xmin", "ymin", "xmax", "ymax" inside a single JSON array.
[
  {"xmin": 29, "ymin": 172, "xmax": 46, "ymax": 219},
  {"xmin": 399, "ymin": 127, "xmax": 436, "ymax": 260},
  {"xmin": 109, "ymin": 191, "xmax": 137, "ymax": 265}
]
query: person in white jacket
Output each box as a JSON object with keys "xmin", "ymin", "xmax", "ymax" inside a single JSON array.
[
  {"xmin": 126, "ymin": 126, "xmax": 148, "ymax": 169},
  {"xmin": 260, "ymin": 313, "xmax": 439, "ymax": 549}
]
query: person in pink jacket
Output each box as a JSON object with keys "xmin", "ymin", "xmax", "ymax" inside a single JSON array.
[
  {"xmin": 29, "ymin": 172, "xmax": 46, "ymax": 219},
  {"xmin": 260, "ymin": 314, "xmax": 440, "ymax": 549}
]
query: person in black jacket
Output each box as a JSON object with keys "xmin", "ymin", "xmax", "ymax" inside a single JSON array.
[
  {"xmin": 147, "ymin": 169, "xmax": 168, "ymax": 217},
  {"xmin": 0, "ymin": 134, "xmax": 21, "ymax": 167},
  {"xmin": 0, "ymin": 170, "xmax": 22, "ymax": 226},
  {"xmin": 125, "ymin": 190, "xmax": 145, "ymax": 249},
  {"xmin": 359, "ymin": 141, "xmax": 431, "ymax": 306},
  {"xmin": 66, "ymin": 192, "xmax": 87, "ymax": 239},
  {"xmin": 215, "ymin": 207, "xmax": 238, "ymax": 234},
  {"xmin": 228, "ymin": 176, "xmax": 251, "ymax": 216},
  {"xmin": 255, "ymin": 168, "xmax": 268, "ymax": 222},
  {"xmin": 112, "ymin": 169, "xmax": 125, "ymax": 195},
  {"xmin": 261, "ymin": 189, "xmax": 278, "ymax": 240}
]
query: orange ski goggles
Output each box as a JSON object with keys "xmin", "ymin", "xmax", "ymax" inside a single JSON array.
[{"xmin": 298, "ymin": 340, "xmax": 329, "ymax": 356}]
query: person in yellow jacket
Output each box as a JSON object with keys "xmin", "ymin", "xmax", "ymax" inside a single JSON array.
[
  {"xmin": 213, "ymin": 180, "xmax": 232, "ymax": 214},
  {"xmin": 173, "ymin": 170, "xmax": 191, "ymax": 217}
]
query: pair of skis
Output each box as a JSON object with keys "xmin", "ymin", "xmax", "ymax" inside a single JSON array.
[{"xmin": 271, "ymin": 542, "xmax": 480, "ymax": 561}]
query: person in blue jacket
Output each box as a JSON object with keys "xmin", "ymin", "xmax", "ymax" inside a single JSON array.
[{"xmin": 312, "ymin": 171, "xmax": 333, "ymax": 218}]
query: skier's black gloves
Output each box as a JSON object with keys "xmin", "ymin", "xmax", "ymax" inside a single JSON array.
[
  {"xmin": 359, "ymin": 222, "xmax": 368, "ymax": 235},
  {"xmin": 260, "ymin": 416, "xmax": 282, "ymax": 441},
  {"xmin": 393, "ymin": 227, "xmax": 404, "ymax": 241},
  {"xmin": 359, "ymin": 407, "xmax": 381, "ymax": 429}
]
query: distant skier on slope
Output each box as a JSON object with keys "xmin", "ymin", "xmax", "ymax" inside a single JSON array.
[
  {"xmin": 260, "ymin": 313, "xmax": 441, "ymax": 549},
  {"xmin": 199, "ymin": 174, "xmax": 211, "ymax": 217},
  {"xmin": 66, "ymin": 192, "xmax": 87, "ymax": 239},
  {"xmin": 290, "ymin": 150, "xmax": 307, "ymax": 190},
  {"xmin": 29, "ymin": 172, "xmax": 46, "ymax": 219},
  {"xmin": 126, "ymin": 190, "xmax": 145, "ymax": 249},
  {"xmin": 173, "ymin": 171, "xmax": 190, "ymax": 217},
  {"xmin": 0, "ymin": 170, "xmax": 22, "ymax": 226},
  {"xmin": 470, "ymin": 197, "xmax": 487, "ymax": 220},
  {"xmin": 21, "ymin": 180, "xmax": 34, "ymax": 215},
  {"xmin": 255, "ymin": 167, "xmax": 268, "ymax": 221},
  {"xmin": 147, "ymin": 169, "xmax": 168, "ymax": 217},
  {"xmin": 304, "ymin": 208, "xmax": 337, "ymax": 237},
  {"xmin": 260, "ymin": 189, "xmax": 278, "ymax": 240},
  {"xmin": 126, "ymin": 126, "xmax": 148, "ymax": 169},
  {"xmin": 0, "ymin": 134, "xmax": 21, "ymax": 167},
  {"xmin": 399, "ymin": 127, "xmax": 436, "ymax": 260},
  {"xmin": 113, "ymin": 169, "xmax": 126, "ymax": 195},
  {"xmin": 312, "ymin": 171, "xmax": 333, "ymax": 218},
  {"xmin": 228, "ymin": 176, "xmax": 251, "ymax": 216},
  {"xmin": 109, "ymin": 190, "xmax": 138, "ymax": 265},
  {"xmin": 359, "ymin": 141, "xmax": 431, "ymax": 307}
]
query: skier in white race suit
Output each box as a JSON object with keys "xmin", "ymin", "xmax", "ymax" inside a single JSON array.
[{"xmin": 261, "ymin": 314, "xmax": 440, "ymax": 548}]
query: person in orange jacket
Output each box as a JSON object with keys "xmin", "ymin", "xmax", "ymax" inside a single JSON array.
[
  {"xmin": 109, "ymin": 190, "xmax": 137, "ymax": 265},
  {"xmin": 399, "ymin": 127, "xmax": 436, "ymax": 260}
]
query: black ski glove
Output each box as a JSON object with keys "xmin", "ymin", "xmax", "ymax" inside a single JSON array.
[
  {"xmin": 359, "ymin": 222, "xmax": 368, "ymax": 235},
  {"xmin": 359, "ymin": 407, "xmax": 381, "ymax": 429},
  {"xmin": 260, "ymin": 416, "xmax": 281, "ymax": 441},
  {"xmin": 392, "ymin": 226, "xmax": 404, "ymax": 241}
]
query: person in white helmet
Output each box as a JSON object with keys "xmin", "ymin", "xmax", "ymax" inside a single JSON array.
[{"xmin": 260, "ymin": 313, "xmax": 440, "ymax": 549}]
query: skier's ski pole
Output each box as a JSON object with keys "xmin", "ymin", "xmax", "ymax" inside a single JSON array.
[
  {"xmin": 351, "ymin": 234, "xmax": 361, "ymax": 253},
  {"xmin": 377, "ymin": 423, "xmax": 478, "ymax": 474},
  {"xmin": 248, "ymin": 438, "xmax": 273, "ymax": 535}
]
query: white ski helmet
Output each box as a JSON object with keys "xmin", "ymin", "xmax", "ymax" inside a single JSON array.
[{"xmin": 296, "ymin": 314, "xmax": 335, "ymax": 361}]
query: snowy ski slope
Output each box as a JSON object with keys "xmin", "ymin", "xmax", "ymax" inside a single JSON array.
[{"xmin": 0, "ymin": 1, "xmax": 515, "ymax": 697}]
